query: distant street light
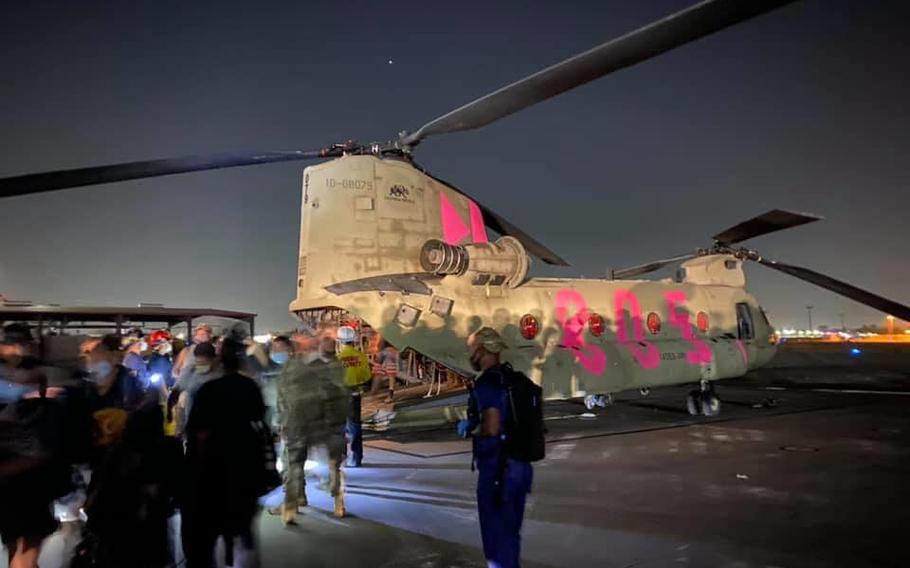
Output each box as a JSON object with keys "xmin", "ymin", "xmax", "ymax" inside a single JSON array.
[
  {"xmin": 886, "ymin": 315, "xmax": 895, "ymax": 335},
  {"xmin": 806, "ymin": 305, "xmax": 814, "ymax": 331}
]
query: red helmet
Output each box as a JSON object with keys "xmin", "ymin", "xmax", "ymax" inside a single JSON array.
[{"xmin": 149, "ymin": 330, "xmax": 172, "ymax": 347}]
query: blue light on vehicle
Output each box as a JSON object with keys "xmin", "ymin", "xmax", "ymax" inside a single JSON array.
[{"xmin": 849, "ymin": 347, "xmax": 862, "ymax": 357}]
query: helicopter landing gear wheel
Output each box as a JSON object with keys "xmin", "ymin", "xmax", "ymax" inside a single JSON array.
[
  {"xmin": 686, "ymin": 390, "xmax": 702, "ymax": 416},
  {"xmin": 693, "ymin": 381, "xmax": 720, "ymax": 417},
  {"xmin": 701, "ymin": 391, "xmax": 721, "ymax": 416},
  {"xmin": 584, "ymin": 394, "xmax": 613, "ymax": 410}
]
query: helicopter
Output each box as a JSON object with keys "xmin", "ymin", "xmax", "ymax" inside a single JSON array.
[{"xmin": 2, "ymin": 0, "xmax": 909, "ymax": 416}]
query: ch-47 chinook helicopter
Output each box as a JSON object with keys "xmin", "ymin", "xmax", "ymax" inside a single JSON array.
[{"xmin": 2, "ymin": 0, "xmax": 909, "ymax": 416}]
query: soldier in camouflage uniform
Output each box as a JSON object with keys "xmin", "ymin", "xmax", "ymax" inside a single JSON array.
[{"xmin": 275, "ymin": 335, "xmax": 349, "ymax": 524}]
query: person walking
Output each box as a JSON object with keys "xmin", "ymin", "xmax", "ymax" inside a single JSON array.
[
  {"xmin": 82, "ymin": 403, "xmax": 181, "ymax": 568},
  {"xmin": 181, "ymin": 337, "xmax": 273, "ymax": 568},
  {"xmin": 0, "ymin": 324, "xmax": 75, "ymax": 568},
  {"xmin": 274, "ymin": 335, "xmax": 348, "ymax": 523},
  {"xmin": 171, "ymin": 324, "xmax": 213, "ymax": 382},
  {"xmin": 82, "ymin": 334, "xmax": 147, "ymax": 414},
  {"xmin": 336, "ymin": 326, "xmax": 371, "ymax": 467},
  {"xmin": 147, "ymin": 330, "xmax": 174, "ymax": 385},
  {"xmin": 458, "ymin": 327, "xmax": 543, "ymax": 568},
  {"xmin": 172, "ymin": 342, "xmax": 221, "ymax": 439},
  {"xmin": 121, "ymin": 333, "xmax": 148, "ymax": 386}
]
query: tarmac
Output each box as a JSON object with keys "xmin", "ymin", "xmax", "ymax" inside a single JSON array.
[{"xmin": 6, "ymin": 343, "xmax": 909, "ymax": 567}]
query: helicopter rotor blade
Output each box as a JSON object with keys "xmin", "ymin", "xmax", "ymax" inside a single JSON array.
[
  {"xmin": 401, "ymin": 0, "xmax": 797, "ymax": 147},
  {"xmin": 474, "ymin": 201, "xmax": 569, "ymax": 266},
  {"xmin": 755, "ymin": 256, "xmax": 910, "ymax": 322},
  {"xmin": 612, "ymin": 252, "xmax": 698, "ymax": 279},
  {"xmin": 713, "ymin": 209, "xmax": 821, "ymax": 245},
  {"xmin": 0, "ymin": 150, "xmax": 332, "ymax": 199},
  {"xmin": 430, "ymin": 175, "xmax": 569, "ymax": 266}
]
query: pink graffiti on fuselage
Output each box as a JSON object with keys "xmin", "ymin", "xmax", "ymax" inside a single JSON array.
[
  {"xmin": 468, "ymin": 200, "xmax": 489, "ymax": 243},
  {"xmin": 555, "ymin": 289, "xmax": 607, "ymax": 375},
  {"xmin": 664, "ymin": 291, "xmax": 713, "ymax": 365},
  {"xmin": 614, "ymin": 289, "xmax": 660, "ymax": 369},
  {"xmin": 439, "ymin": 193, "xmax": 470, "ymax": 245}
]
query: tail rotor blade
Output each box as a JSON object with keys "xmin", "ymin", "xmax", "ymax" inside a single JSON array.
[
  {"xmin": 427, "ymin": 172, "xmax": 569, "ymax": 266},
  {"xmin": 474, "ymin": 202, "xmax": 569, "ymax": 266}
]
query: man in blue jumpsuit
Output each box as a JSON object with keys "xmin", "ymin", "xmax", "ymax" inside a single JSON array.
[{"xmin": 458, "ymin": 327, "xmax": 534, "ymax": 568}]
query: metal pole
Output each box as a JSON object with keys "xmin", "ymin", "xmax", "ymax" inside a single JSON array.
[
  {"xmin": 806, "ymin": 306, "xmax": 814, "ymax": 331},
  {"xmin": 37, "ymin": 316, "xmax": 44, "ymax": 361}
]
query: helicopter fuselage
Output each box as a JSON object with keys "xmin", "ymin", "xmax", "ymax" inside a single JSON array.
[{"xmin": 289, "ymin": 155, "xmax": 776, "ymax": 399}]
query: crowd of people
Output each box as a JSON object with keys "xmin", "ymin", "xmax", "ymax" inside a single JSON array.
[
  {"xmin": 1, "ymin": 319, "xmax": 540, "ymax": 568},
  {"xmin": 0, "ymin": 320, "xmax": 378, "ymax": 568}
]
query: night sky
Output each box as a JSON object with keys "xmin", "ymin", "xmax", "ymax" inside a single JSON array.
[{"xmin": 1, "ymin": 0, "xmax": 908, "ymax": 332}]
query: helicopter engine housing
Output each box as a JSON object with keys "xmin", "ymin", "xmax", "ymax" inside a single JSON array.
[{"xmin": 419, "ymin": 237, "xmax": 530, "ymax": 288}]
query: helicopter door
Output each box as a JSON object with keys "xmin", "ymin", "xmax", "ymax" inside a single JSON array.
[{"xmin": 736, "ymin": 303, "xmax": 755, "ymax": 342}]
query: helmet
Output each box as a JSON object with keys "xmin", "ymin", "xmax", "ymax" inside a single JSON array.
[
  {"xmin": 337, "ymin": 326, "xmax": 357, "ymax": 344},
  {"xmin": 149, "ymin": 330, "xmax": 172, "ymax": 347},
  {"xmin": 468, "ymin": 327, "xmax": 508, "ymax": 354}
]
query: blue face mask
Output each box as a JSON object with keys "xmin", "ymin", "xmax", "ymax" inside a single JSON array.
[
  {"xmin": 270, "ymin": 352, "xmax": 290, "ymax": 366},
  {"xmin": 87, "ymin": 361, "xmax": 113, "ymax": 381}
]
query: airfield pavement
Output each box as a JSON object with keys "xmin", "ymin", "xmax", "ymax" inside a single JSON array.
[{"xmin": 7, "ymin": 341, "xmax": 909, "ymax": 568}]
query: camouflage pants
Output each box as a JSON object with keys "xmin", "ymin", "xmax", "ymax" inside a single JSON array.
[{"xmin": 284, "ymin": 436, "xmax": 344, "ymax": 508}]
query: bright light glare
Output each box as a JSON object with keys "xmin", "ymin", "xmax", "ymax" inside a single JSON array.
[
  {"xmin": 850, "ymin": 348, "xmax": 862, "ymax": 356},
  {"xmin": 304, "ymin": 459, "xmax": 319, "ymax": 472},
  {"xmin": 150, "ymin": 373, "xmax": 162, "ymax": 384}
]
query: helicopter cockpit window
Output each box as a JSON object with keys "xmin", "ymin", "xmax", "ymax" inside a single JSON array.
[{"xmin": 736, "ymin": 302, "xmax": 754, "ymax": 341}]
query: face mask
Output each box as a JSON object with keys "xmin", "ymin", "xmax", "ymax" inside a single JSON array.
[
  {"xmin": 88, "ymin": 361, "xmax": 114, "ymax": 380},
  {"xmin": 469, "ymin": 349, "xmax": 483, "ymax": 372},
  {"xmin": 270, "ymin": 352, "xmax": 290, "ymax": 366},
  {"xmin": 157, "ymin": 344, "xmax": 172, "ymax": 355},
  {"xmin": 195, "ymin": 364, "xmax": 212, "ymax": 375}
]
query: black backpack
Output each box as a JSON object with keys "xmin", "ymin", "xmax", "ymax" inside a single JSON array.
[{"xmin": 499, "ymin": 364, "xmax": 546, "ymax": 463}]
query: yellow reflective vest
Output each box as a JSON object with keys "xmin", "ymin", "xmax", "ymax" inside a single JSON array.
[{"xmin": 338, "ymin": 345, "xmax": 372, "ymax": 389}]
